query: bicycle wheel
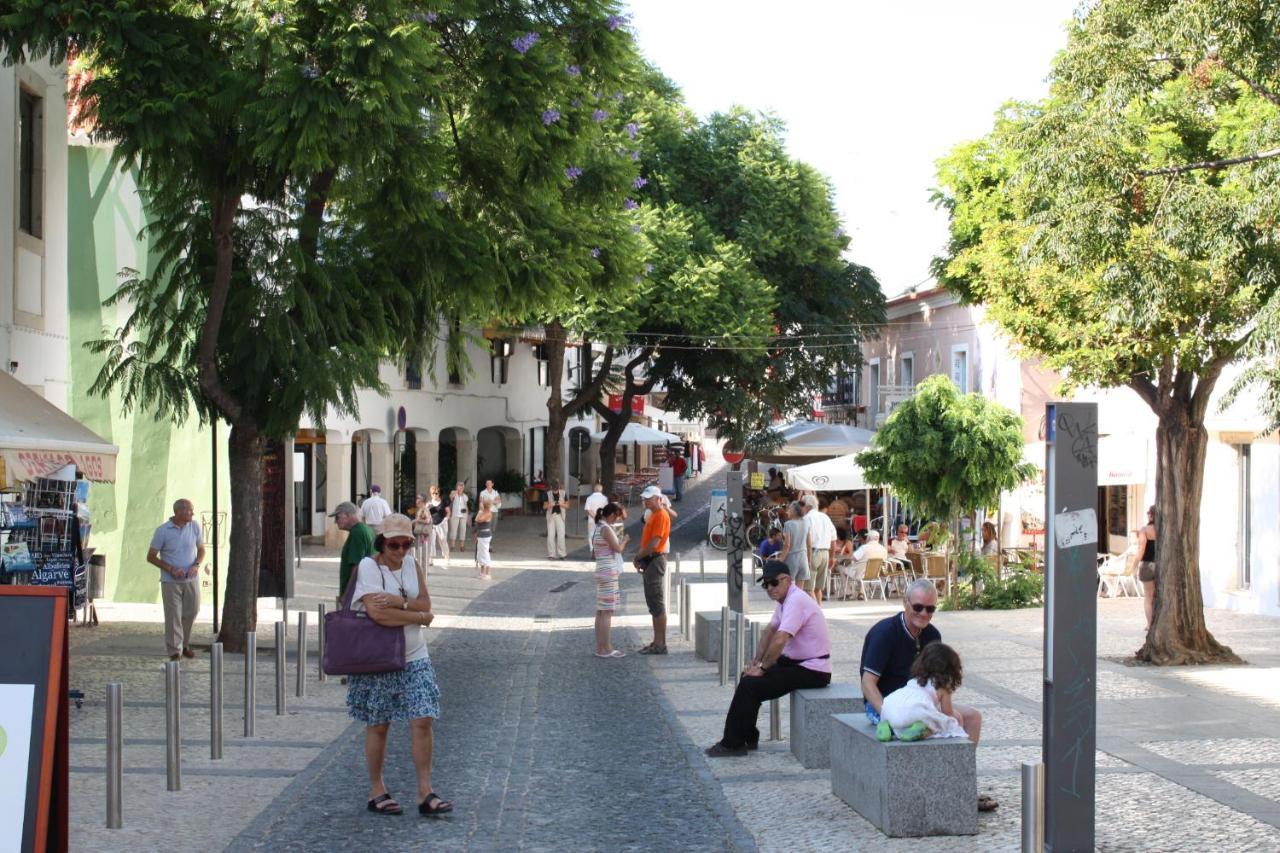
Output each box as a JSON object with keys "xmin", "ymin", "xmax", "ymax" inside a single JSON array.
[
  {"xmin": 708, "ymin": 524, "xmax": 728, "ymax": 551},
  {"xmin": 745, "ymin": 523, "xmax": 766, "ymax": 549}
]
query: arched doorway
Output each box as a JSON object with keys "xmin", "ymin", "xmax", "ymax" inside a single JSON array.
[
  {"xmin": 476, "ymin": 427, "xmax": 507, "ymax": 486},
  {"xmin": 350, "ymin": 428, "xmax": 386, "ymax": 504},
  {"xmin": 569, "ymin": 427, "xmax": 592, "ymax": 485}
]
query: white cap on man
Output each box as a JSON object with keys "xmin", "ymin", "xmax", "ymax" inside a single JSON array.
[
  {"xmin": 641, "ymin": 485, "xmax": 663, "ymax": 500},
  {"xmin": 867, "ymin": 530, "xmax": 880, "ymax": 541}
]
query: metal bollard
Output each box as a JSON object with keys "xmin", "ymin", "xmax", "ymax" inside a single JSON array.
[
  {"xmin": 317, "ymin": 604, "xmax": 327, "ymax": 683},
  {"xmin": 210, "ymin": 643, "xmax": 223, "ymax": 760},
  {"xmin": 751, "ymin": 621, "xmax": 762, "ymax": 668},
  {"xmin": 769, "ymin": 698, "xmax": 782, "ymax": 741},
  {"xmin": 700, "ymin": 552, "xmax": 705, "ymax": 579},
  {"xmin": 244, "ymin": 631, "xmax": 257, "ymax": 737},
  {"xmin": 296, "ymin": 611, "xmax": 308, "ymax": 698},
  {"xmin": 733, "ymin": 611, "xmax": 746, "ymax": 687},
  {"xmin": 164, "ymin": 660, "xmax": 181, "ymax": 791},
  {"xmin": 275, "ymin": 621, "xmax": 287, "ymax": 715},
  {"xmin": 1021, "ymin": 760, "xmax": 1045, "ymax": 852},
  {"xmin": 719, "ymin": 606, "xmax": 730, "ymax": 686},
  {"xmin": 106, "ymin": 682, "xmax": 122, "ymax": 828},
  {"xmin": 681, "ymin": 579, "xmax": 691, "ymax": 640},
  {"xmin": 675, "ymin": 553, "xmax": 681, "ymax": 578}
]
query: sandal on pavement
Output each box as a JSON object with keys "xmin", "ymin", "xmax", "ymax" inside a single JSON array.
[
  {"xmin": 638, "ymin": 645, "xmax": 668, "ymax": 655},
  {"xmin": 594, "ymin": 650, "xmax": 625, "ymax": 658},
  {"xmin": 419, "ymin": 793, "xmax": 454, "ymax": 817},
  {"xmin": 978, "ymin": 794, "xmax": 999, "ymax": 812},
  {"xmin": 367, "ymin": 793, "xmax": 403, "ymax": 815}
]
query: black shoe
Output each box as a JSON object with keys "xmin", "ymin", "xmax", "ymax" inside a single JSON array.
[
  {"xmin": 746, "ymin": 740, "xmax": 759, "ymax": 751},
  {"xmin": 705, "ymin": 741, "xmax": 749, "ymax": 757}
]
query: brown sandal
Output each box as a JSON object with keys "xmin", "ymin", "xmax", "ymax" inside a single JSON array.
[{"xmin": 367, "ymin": 793, "xmax": 403, "ymax": 815}]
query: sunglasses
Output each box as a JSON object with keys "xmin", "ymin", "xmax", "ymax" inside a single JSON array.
[
  {"xmin": 910, "ymin": 603, "xmax": 937, "ymax": 614},
  {"xmin": 384, "ymin": 540, "xmax": 412, "ymax": 552},
  {"xmin": 762, "ymin": 578, "xmax": 782, "ymax": 589}
]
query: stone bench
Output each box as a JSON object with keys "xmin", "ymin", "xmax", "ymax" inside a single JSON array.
[
  {"xmin": 693, "ymin": 611, "xmax": 759, "ymax": 664},
  {"xmin": 830, "ymin": 713, "xmax": 977, "ymax": 837},
  {"xmin": 789, "ymin": 684, "xmax": 864, "ymax": 769}
]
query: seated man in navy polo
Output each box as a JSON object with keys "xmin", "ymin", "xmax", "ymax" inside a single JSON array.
[{"xmin": 859, "ymin": 578, "xmax": 982, "ymax": 743}]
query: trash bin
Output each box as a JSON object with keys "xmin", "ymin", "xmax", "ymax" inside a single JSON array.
[{"xmin": 88, "ymin": 554, "xmax": 107, "ymax": 600}]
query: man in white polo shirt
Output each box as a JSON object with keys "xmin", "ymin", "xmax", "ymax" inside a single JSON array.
[
  {"xmin": 147, "ymin": 499, "xmax": 206, "ymax": 660},
  {"xmin": 804, "ymin": 496, "xmax": 838, "ymax": 604},
  {"xmin": 583, "ymin": 482, "xmax": 608, "ymax": 525},
  {"xmin": 359, "ymin": 485, "xmax": 392, "ymax": 533}
]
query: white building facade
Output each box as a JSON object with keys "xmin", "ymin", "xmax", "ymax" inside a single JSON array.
[{"xmin": 2, "ymin": 52, "xmax": 69, "ymax": 406}]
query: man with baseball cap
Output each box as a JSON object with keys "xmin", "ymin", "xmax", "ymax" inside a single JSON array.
[
  {"xmin": 633, "ymin": 485, "xmax": 671, "ymax": 654},
  {"xmin": 705, "ymin": 560, "xmax": 832, "ymax": 757},
  {"xmin": 331, "ymin": 501, "xmax": 376, "ymax": 600}
]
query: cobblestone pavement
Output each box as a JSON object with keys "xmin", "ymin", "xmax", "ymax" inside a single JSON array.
[{"xmin": 69, "ymin": 494, "xmax": 1280, "ymax": 851}]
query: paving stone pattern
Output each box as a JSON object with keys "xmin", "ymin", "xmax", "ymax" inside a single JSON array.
[{"xmin": 228, "ymin": 565, "xmax": 751, "ymax": 852}]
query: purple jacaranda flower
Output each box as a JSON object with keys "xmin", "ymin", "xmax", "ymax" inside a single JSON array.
[
  {"xmin": 614, "ymin": 91, "xmax": 625, "ymax": 102},
  {"xmin": 512, "ymin": 32, "xmax": 540, "ymax": 54},
  {"xmin": 644, "ymin": 263, "xmax": 654, "ymax": 273},
  {"xmin": 630, "ymin": 150, "xmax": 641, "ymax": 161},
  {"xmin": 592, "ymin": 109, "xmax": 609, "ymax": 122},
  {"xmin": 353, "ymin": 4, "xmax": 367, "ymax": 21},
  {"xmin": 623, "ymin": 198, "xmax": 638, "ymax": 210},
  {"xmin": 624, "ymin": 122, "xmax": 640, "ymax": 139},
  {"xmin": 591, "ymin": 248, "xmax": 602, "ymax": 258},
  {"xmin": 302, "ymin": 61, "xmax": 320, "ymax": 79},
  {"xmin": 833, "ymin": 226, "xmax": 845, "ymax": 238},
  {"xmin": 633, "ymin": 176, "xmax": 647, "ymax": 189},
  {"xmin": 432, "ymin": 190, "xmax": 450, "ymax": 202},
  {"xmin": 632, "ymin": 224, "xmax": 642, "ymax": 233},
  {"xmin": 270, "ymin": 11, "xmax": 285, "ymax": 25},
  {"xmin": 606, "ymin": 14, "xmax": 630, "ymax": 30},
  {"xmin": 542, "ymin": 109, "xmax": 561, "ymax": 125},
  {"xmin": 412, "ymin": 10, "xmax": 438, "ymax": 23},
  {"xmin": 566, "ymin": 64, "xmax": 581, "ymax": 76},
  {"xmin": 565, "ymin": 166, "xmax": 583, "ymax": 180}
]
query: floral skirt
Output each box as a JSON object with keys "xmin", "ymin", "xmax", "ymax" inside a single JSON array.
[{"xmin": 346, "ymin": 657, "xmax": 441, "ymax": 725}]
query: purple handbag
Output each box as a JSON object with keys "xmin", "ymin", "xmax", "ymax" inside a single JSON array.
[{"xmin": 322, "ymin": 568, "xmax": 406, "ymax": 676}]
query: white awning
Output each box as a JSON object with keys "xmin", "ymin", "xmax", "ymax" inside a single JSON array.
[
  {"xmin": 753, "ymin": 421, "xmax": 877, "ymax": 463},
  {"xmin": 589, "ymin": 423, "xmax": 682, "ymax": 446},
  {"xmin": 0, "ymin": 372, "xmax": 118, "ymax": 484},
  {"xmin": 783, "ymin": 453, "xmax": 872, "ymax": 491}
]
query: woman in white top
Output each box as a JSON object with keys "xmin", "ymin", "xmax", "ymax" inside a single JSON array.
[
  {"xmin": 591, "ymin": 502, "xmax": 628, "ymax": 658},
  {"xmin": 345, "ymin": 514, "xmax": 451, "ymax": 817}
]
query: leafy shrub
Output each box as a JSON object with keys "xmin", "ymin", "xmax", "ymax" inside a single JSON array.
[
  {"xmin": 943, "ymin": 551, "xmax": 1044, "ymax": 611},
  {"xmin": 492, "ymin": 469, "xmax": 528, "ymax": 495}
]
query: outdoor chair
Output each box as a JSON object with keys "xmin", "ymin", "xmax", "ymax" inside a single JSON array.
[
  {"xmin": 882, "ymin": 557, "xmax": 911, "ymax": 596},
  {"xmin": 923, "ymin": 554, "xmax": 950, "ymax": 597},
  {"xmin": 1097, "ymin": 553, "xmax": 1140, "ymax": 598},
  {"xmin": 860, "ymin": 558, "xmax": 887, "ymax": 600}
]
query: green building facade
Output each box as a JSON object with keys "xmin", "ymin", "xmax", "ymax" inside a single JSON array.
[{"xmin": 66, "ymin": 143, "xmax": 230, "ymax": 604}]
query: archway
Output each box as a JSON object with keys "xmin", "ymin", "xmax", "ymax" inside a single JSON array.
[
  {"xmin": 350, "ymin": 428, "xmax": 387, "ymax": 503},
  {"xmin": 438, "ymin": 427, "xmax": 473, "ymax": 491}
]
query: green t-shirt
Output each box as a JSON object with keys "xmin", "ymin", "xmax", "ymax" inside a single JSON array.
[{"xmin": 339, "ymin": 522, "xmax": 376, "ymax": 597}]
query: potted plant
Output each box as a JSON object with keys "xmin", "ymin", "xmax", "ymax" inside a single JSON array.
[{"xmin": 493, "ymin": 469, "xmax": 528, "ymax": 513}]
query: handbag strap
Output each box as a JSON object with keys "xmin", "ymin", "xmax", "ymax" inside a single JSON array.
[{"xmin": 340, "ymin": 559, "xmax": 389, "ymax": 611}]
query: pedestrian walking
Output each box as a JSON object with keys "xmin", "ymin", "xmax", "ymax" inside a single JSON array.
[
  {"xmin": 345, "ymin": 514, "xmax": 452, "ymax": 817},
  {"xmin": 146, "ymin": 499, "xmax": 205, "ymax": 660},
  {"xmin": 447, "ymin": 482, "xmax": 469, "ymax": 550},
  {"xmin": 479, "ymin": 479, "xmax": 502, "ymax": 532},
  {"xmin": 544, "ymin": 479, "xmax": 568, "ymax": 559},
  {"xmin": 671, "ymin": 450, "xmax": 687, "ymax": 502},
  {"xmin": 426, "ymin": 485, "xmax": 450, "ymax": 566},
  {"xmin": 412, "ymin": 493, "xmax": 432, "ymax": 570},
  {"xmin": 1133, "ymin": 505, "xmax": 1158, "ymax": 631},
  {"xmin": 331, "ymin": 501, "xmax": 376, "ymax": 605},
  {"xmin": 474, "ymin": 499, "xmax": 494, "ymax": 581},
  {"xmin": 777, "ymin": 501, "xmax": 811, "ymax": 589},
  {"xmin": 591, "ymin": 502, "xmax": 628, "ymax": 658},
  {"xmin": 360, "ymin": 485, "xmax": 392, "ymax": 533},
  {"xmin": 633, "ymin": 485, "xmax": 671, "ymax": 654}
]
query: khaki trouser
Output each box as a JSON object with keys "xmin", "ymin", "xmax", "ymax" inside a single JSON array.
[
  {"xmin": 546, "ymin": 513, "xmax": 566, "ymax": 558},
  {"xmin": 161, "ymin": 579, "xmax": 200, "ymax": 656}
]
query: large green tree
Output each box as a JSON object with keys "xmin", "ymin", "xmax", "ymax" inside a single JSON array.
[
  {"xmin": 932, "ymin": 0, "xmax": 1280, "ymax": 663},
  {"xmin": 1, "ymin": 0, "xmax": 642, "ymax": 649}
]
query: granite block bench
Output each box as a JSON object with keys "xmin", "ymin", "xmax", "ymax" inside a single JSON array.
[
  {"xmin": 693, "ymin": 611, "xmax": 758, "ymax": 664},
  {"xmin": 788, "ymin": 684, "xmax": 864, "ymax": 768},
  {"xmin": 830, "ymin": 713, "xmax": 977, "ymax": 837}
]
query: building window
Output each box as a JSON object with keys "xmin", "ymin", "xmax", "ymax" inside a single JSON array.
[
  {"xmin": 18, "ymin": 88, "xmax": 44, "ymax": 239},
  {"xmin": 533, "ymin": 344, "xmax": 550, "ymax": 387},
  {"xmin": 1236, "ymin": 443, "xmax": 1252, "ymax": 589},
  {"xmin": 899, "ymin": 353, "xmax": 914, "ymax": 388},
  {"xmin": 950, "ymin": 345, "xmax": 969, "ymax": 394},
  {"xmin": 405, "ymin": 358, "xmax": 423, "ymax": 390},
  {"xmin": 490, "ymin": 339, "xmax": 511, "ymax": 385},
  {"xmin": 868, "ymin": 359, "xmax": 881, "ymax": 419}
]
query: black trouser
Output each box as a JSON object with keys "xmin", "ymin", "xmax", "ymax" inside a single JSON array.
[{"xmin": 721, "ymin": 661, "xmax": 831, "ymax": 748}]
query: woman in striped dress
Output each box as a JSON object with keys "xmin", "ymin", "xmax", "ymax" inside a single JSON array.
[{"xmin": 592, "ymin": 502, "xmax": 627, "ymax": 658}]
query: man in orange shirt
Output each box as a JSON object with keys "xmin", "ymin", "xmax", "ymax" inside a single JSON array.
[{"xmin": 634, "ymin": 485, "xmax": 671, "ymax": 654}]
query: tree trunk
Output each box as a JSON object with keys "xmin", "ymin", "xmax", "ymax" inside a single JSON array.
[
  {"xmin": 544, "ymin": 324, "xmax": 569, "ymax": 485},
  {"xmin": 1135, "ymin": 407, "xmax": 1241, "ymax": 664},
  {"xmin": 217, "ymin": 422, "xmax": 266, "ymax": 654},
  {"xmin": 595, "ymin": 401, "xmax": 627, "ymax": 498}
]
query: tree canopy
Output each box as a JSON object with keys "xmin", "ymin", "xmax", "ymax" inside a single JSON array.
[
  {"xmin": 856, "ymin": 375, "xmax": 1033, "ymax": 525},
  {"xmin": 930, "ymin": 0, "xmax": 1280, "ymax": 663}
]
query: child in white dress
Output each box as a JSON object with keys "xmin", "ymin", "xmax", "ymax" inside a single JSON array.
[{"xmin": 877, "ymin": 642, "xmax": 969, "ymax": 742}]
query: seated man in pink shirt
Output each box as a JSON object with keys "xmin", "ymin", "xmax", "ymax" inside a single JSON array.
[{"xmin": 705, "ymin": 560, "xmax": 832, "ymax": 757}]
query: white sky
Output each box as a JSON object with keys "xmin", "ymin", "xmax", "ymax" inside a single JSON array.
[{"xmin": 626, "ymin": 0, "xmax": 1081, "ymax": 297}]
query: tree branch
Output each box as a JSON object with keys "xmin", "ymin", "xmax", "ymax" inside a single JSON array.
[
  {"xmin": 197, "ymin": 188, "xmax": 245, "ymax": 424},
  {"xmin": 563, "ymin": 344, "xmax": 614, "ymax": 419},
  {"xmin": 298, "ymin": 167, "xmax": 336, "ymax": 262},
  {"xmin": 1137, "ymin": 147, "xmax": 1280, "ymax": 177},
  {"xmin": 1217, "ymin": 57, "xmax": 1280, "ymax": 111},
  {"xmin": 1127, "ymin": 373, "xmax": 1159, "ymax": 410}
]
